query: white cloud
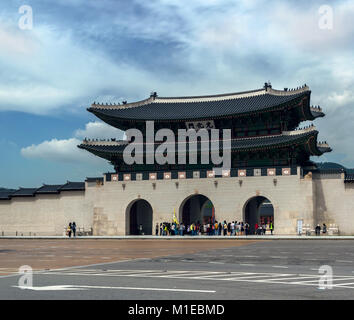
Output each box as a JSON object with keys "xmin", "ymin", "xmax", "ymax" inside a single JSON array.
[
  {"xmin": 21, "ymin": 138, "xmax": 86, "ymax": 162},
  {"xmin": 4, "ymin": 0, "xmax": 354, "ymax": 167},
  {"xmin": 21, "ymin": 121, "xmax": 124, "ymax": 163},
  {"xmin": 75, "ymin": 121, "xmax": 124, "ymax": 139},
  {"xmin": 0, "ymin": 23, "xmax": 162, "ymax": 114}
]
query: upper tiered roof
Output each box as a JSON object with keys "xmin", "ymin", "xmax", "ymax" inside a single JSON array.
[{"xmin": 88, "ymin": 84, "xmax": 324, "ymax": 127}]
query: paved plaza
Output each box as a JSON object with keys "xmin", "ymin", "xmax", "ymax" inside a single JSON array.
[{"xmin": 1, "ymin": 239, "xmax": 354, "ymax": 299}]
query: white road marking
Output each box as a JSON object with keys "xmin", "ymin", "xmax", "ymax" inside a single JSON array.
[
  {"xmin": 35, "ymin": 268, "xmax": 354, "ymax": 290},
  {"xmin": 218, "ymin": 274, "xmax": 292, "ymax": 281},
  {"xmin": 13, "ymin": 285, "xmax": 86, "ymax": 291},
  {"xmin": 272, "ymin": 266, "xmax": 288, "ymax": 269},
  {"xmin": 12, "ymin": 285, "xmax": 215, "ymax": 293},
  {"xmin": 290, "ymin": 276, "xmax": 354, "ymax": 285},
  {"xmin": 267, "ymin": 275, "xmax": 319, "ymax": 282},
  {"xmin": 336, "ymin": 260, "xmax": 353, "ymax": 263},
  {"xmin": 239, "ymin": 264, "xmax": 255, "ymax": 266}
]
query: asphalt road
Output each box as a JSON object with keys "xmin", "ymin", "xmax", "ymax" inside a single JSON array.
[{"xmin": 1, "ymin": 240, "xmax": 354, "ymax": 299}]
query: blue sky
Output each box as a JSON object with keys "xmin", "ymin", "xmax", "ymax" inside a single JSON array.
[{"xmin": 0, "ymin": 0, "xmax": 353, "ymax": 188}]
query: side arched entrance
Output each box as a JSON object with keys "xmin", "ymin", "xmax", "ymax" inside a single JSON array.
[
  {"xmin": 243, "ymin": 196, "xmax": 274, "ymax": 234},
  {"xmin": 126, "ymin": 199, "xmax": 153, "ymax": 235}
]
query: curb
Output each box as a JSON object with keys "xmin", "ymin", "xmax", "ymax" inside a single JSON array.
[{"xmin": 0, "ymin": 235, "xmax": 352, "ymax": 240}]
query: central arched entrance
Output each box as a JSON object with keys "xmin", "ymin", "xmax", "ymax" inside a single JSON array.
[
  {"xmin": 126, "ymin": 199, "xmax": 153, "ymax": 235},
  {"xmin": 244, "ymin": 196, "xmax": 274, "ymax": 234},
  {"xmin": 179, "ymin": 194, "xmax": 215, "ymax": 225}
]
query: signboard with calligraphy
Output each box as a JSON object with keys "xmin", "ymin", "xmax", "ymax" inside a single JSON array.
[{"xmin": 185, "ymin": 120, "xmax": 215, "ymax": 131}]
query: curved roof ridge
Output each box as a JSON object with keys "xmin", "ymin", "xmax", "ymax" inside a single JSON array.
[
  {"xmin": 81, "ymin": 139, "xmax": 128, "ymax": 146},
  {"xmin": 91, "ymin": 96, "xmax": 155, "ymax": 110},
  {"xmin": 89, "ymin": 85, "xmax": 310, "ymax": 110},
  {"xmin": 155, "ymin": 88, "xmax": 266, "ymax": 103}
]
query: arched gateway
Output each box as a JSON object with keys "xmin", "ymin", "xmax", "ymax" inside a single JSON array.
[
  {"xmin": 126, "ymin": 199, "xmax": 153, "ymax": 235},
  {"xmin": 179, "ymin": 194, "xmax": 215, "ymax": 225},
  {"xmin": 244, "ymin": 196, "xmax": 274, "ymax": 234}
]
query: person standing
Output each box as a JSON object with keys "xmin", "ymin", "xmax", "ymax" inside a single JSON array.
[
  {"xmin": 245, "ymin": 223, "xmax": 249, "ymax": 235},
  {"xmin": 72, "ymin": 222, "xmax": 76, "ymax": 237},
  {"xmin": 223, "ymin": 221, "xmax": 228, "ymax": 236},
  {"xmin": 179, "ymin": 223, "xmax": 183, "ymax": 236},
  {"xmin": 67, "ymin": 223, "xmax": 72, "ymax": 238},
  {"xmin": 155, "ymin": 223, "xmax": 159, "ymax": 236},
  {"xmin": 255, "ymin": 222, "xmax": 259, "ymax": 235},
  {"xmin": 315, "ymin": 224, "xmax": 321, "ymax": 236},
  {"xmin": 231, "ymin": 221, "xmax": 235, "ymax": 236},
  {"xmin": 269, "ymin": 222, "xmax": 274, "ymax": 235},
  {"xmin": 235, "ymin": 221, "xmax": 239, "ymax": 236},
  {"xmin": 322, "ymin": 223, "xmax": 327, "ymax": 235}
]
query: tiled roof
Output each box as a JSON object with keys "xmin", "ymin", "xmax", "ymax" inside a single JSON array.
[
  {"xmin": 59, "ymin": 181, "xmax": 85, "ymax": 191},
  {"xmin": 0, "ymin": 189, "xmax": 17, "ymax": 200},
  {"xmin": 88, "ymin": 86, "xmax": 313, "ymax": 121},
  {"xmin": 11, "ymin": 188, "xmax": 38, "ymax": 197},
  {"xmin": 36, "ymin": 184, "xmax": 63, "ymax": 194},
  {"xmin": 78, "ymin": 127, "xmax": 329, "ymax": 157},
  {"xmin": 0, "ymin": 182, "xmax": 87, "ymax": 200}
]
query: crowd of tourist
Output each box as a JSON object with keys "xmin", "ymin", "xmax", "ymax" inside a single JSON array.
[{"xmin": 155, "ymin": 220, "xmax": 274, "ymax": 236}]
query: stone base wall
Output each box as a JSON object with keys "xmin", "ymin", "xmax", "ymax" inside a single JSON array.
[{"xmin": 0, "ymin": 170, "xmax": 354, "ymax": 235}]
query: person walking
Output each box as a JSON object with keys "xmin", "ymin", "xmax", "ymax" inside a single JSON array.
[
  {"xmin": 155, "ymin": 223, "xmax": 159, "ymax": 236},
  {"xmin": 255, "ymin": 222, "xmax": 259, "ymax": 235},
  {"xmin": 269, "ymin": 222, "xmax": 274, "ymax": 235}
]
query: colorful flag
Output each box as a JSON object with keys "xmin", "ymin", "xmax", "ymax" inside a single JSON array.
[{"xmin": 173, "ymin": 208, "xmax": 178, "ymax": 224}]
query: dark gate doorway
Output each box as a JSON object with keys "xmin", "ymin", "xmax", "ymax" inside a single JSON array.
[
  {"xmin": 127, "ymin": 199, "xmax": 153, "ymax": 235},
  {"xmin": 244, "ymin": 196, "xmax": 274, "ymax": 234},
  {"xmin": 180, "ymin": 194, "xmax": 215, "ymax": 225}
]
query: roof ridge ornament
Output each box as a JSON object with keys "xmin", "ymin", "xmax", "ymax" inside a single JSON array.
[
  {"xmin": 283, "ymin": 124, "xmax": 317, "ymax": 135},
  {"xmin": 267, "ymin": 84, "xmax": 309, "ymax": 96}
]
